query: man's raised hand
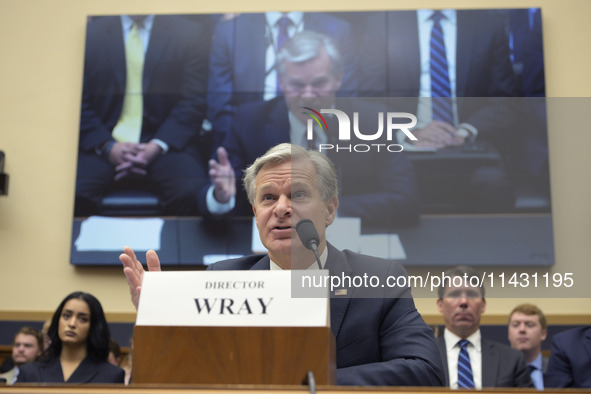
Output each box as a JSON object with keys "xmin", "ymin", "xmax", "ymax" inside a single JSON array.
[{"xmin": 119, "ymin": 246, "xmax": 162, "ymax": 310}]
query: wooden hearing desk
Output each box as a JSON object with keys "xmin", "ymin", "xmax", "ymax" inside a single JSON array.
[{"xmin": 4, "ymin": 385, "xmax": 590, "ymax": 394}]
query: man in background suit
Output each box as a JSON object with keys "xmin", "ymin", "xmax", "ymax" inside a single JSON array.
[
  {"xmin": 436, "ymin": 266, "xmax": 532, "ymax": 388},
  {"xmin": 507, "ymin": 303, "xmax": 548, "ymax": 389},
  {"xmin": 545, "ymin": 326, "xmax": 591, "ymax": 388},
  {"xmin": 206, "ymin": 12, "xmax": 357, "ymax": 139},
  {"xmin": 204, "ymin": 31, "xmax": 419, "ymax": 227},
  {"xmin": 0, "ymin": 327, "xmax": 43, "ymax": 385},
  {"xmin": 75, "ymin": 15, "xmax": 209, "ymax": 216},
  {"xmin": 121, "ymin": 143, "xmax": 444, "ymax": 386}
]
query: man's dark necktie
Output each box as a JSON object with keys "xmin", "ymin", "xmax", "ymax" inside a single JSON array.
[
  {"xmin": 275, "ymin": 16, "xmax": 292, "ymax": 95},
  {"xmin": 430, "ymin": 11, "xmax": 454, "ymax": 125},
  {"xmin": 457, "ymin": 339, "xmax": 475, "ymax": 388}
]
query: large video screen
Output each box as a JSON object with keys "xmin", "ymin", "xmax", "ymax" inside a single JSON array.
[{"xmin": 71, "ymin": 9, "xmax": 553, "ymax": 267}]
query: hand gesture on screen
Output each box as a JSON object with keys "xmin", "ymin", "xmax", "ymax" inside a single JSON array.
[
  {"xmin": 119, "ymin": 246, "xmax": 162, "ymax": 310},
  {"xmin": 111, "ymin": 142, "xmax": 163, "ymax": 181},
  {"xmin": 209, "ymin": 146, "xmax": 236, "ymax": 203},
  {"xmin": 411, "ymin": 120, "xmax": 465, "ymax": 149},
  {"xmin": 108, "ymin": 142, "xmax": 144, "ymax": 166}
]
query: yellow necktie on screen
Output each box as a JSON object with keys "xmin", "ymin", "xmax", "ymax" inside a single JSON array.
[{"xmin": 112, "ymin": 22, "xmax": 144, "ymax": 143}]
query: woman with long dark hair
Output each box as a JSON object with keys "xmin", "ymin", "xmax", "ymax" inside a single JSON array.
[{"xmin": 16, "ymin": 292, "xmax": 124, "ymax": 383}]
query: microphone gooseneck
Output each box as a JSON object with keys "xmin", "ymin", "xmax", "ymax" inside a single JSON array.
[{"xmin": 295, "ymin": 219, "xmax": 322, "ymax": 270}]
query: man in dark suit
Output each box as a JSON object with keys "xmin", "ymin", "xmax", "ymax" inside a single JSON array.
[
  {"xmin": 121, "ymin": 143, "xmax": 445, "ymax": 387},
  {"xmin": 507, "ymin": 303, "xmax": 548, "ymax": 389},
  {"xmin": 206, "ymin": 12, "xmax": 357, "ymax": 138},
  {"xmin": 358, "ymin": 10, "xmax": 519, "ymax": 213},
  {"xmin": 75, "ymin": 15, "xmax": 209, "ymax": 216},
  {"xmin": 205, "ymin": 31, "xmax": 419, "ymax": 227},
  {"xmin": 0, "ymin": 327, "xmax": 43, "ymax": 385},
  {"xmin": 436, "ymin": 266, "xmax": 532, "ymax": 388},
  {"xmin": 360, "ymin": 9, "xmax": 517, "ymax": 150},
  {"xmin": 545, "ymin": 326, "xmax": 591, "ymax": 388}
]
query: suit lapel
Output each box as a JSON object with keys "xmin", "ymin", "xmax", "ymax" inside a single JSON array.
[
  {"xmin": 265, "ymin": 98, "xmax": 291, "ymax": 145},
  {"xmin": 481, "ymin": 338, "xmax": 499, "ymax": 388},
  {"xmin": 143, "ymin": 15, "xmax": 169, "ymax": 91},
  {"xmin": 250, "ymin": 255, "xmax": 271, "ymax": 270},
  {"xmin": 437, "ymin": 336, "xmax": 450, "ymax": 386},
  {"xmin": 104, "ymin": 16, "xmax": 126, "ymax": 90},
  {"xmin": 541, "ymin": 355, "xmax": 549, "ymax": 374},
  {"xmin": 388, "ymin": 11, "xmax": 421, "ymax": 96},
  {"xmin": 583, "ymin": 327, "xmax": 591, "ymax": 372},
  {"xmin": 400, "ymin": 12, "xmax": 421, "ymax": 93},
  {"xmin": 324, "ymin": 244, "xmax": 352, "ymax": 339},
  {"xmin": 236, "ymin": 14, "xmax": 267, "ymax": 93},
  {"xmin": 455, "ymin": 11, "xmax": 473, "ymax": 97},
  {"xmin": 68, "ymin": 357, "xmax": 97, "ymax": 383},
  {"xmin": 42, "ymin": 358, "xmax": 65, "ymax": 382}
]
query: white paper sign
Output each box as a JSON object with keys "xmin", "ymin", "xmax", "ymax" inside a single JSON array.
[
  {"xmin": 136, "ymin": 271, "xmax": 329, "ymax": 327},
  {"xmin": 75, "ymin": 216, "xmax": 164, "ymax": 251}
]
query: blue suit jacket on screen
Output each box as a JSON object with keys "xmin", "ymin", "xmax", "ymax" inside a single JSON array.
[
  {"xmin": 79, "ymin": 15, "xmax": 208, "ymax": 154},
  {"xmin": 206, "ymin": 12, "xmax": 357, "ymax": 135},
  {"xmin": 359, "ymin": 10, "xmax": 518, "ymax": 145},
  {"xmin": 207, "ymin": 243, "xmax": 445, "ymax": 386}
]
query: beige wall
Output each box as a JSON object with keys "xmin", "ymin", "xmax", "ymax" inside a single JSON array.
[{"xmin": 0, "ymin": 0, "xmax": 590, "ymax": 323}]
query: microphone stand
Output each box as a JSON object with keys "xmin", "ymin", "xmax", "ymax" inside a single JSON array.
[{"xmin": 309, "ymin": 240, "xmax": 322, "ymax": 270}]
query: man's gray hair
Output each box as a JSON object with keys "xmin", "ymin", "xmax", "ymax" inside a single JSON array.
[
  {"xmin": 243, "ymin": 143, "xmax": 338, "ymax": 205},
  {"xmin": 276, "ymin": 30, "xmax": 343, "ymax": 79},
  {"xmin": 437, "ymin": 265, "xmax": 486, "ymax": 299}
]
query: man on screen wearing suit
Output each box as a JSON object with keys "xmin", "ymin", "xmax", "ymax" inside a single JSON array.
[
  {"xmin": 206, "ymin": 12, "xmax": 357, "ymax": 140},
  {"xmin": 121, "ymin": 143, "xmax": 445, "ymax": 387},
  {"xmin": 436, "ymin": 266, "xmax": 533, "ymax": 388},
  {"xmin": 358, "ymin": 10, "xmax": 519, "ymax": 213},
  {"xmin": 545, "ymin": 326, "xmax": 591, "ymax": 388},
  {"xmin": 75, "ymin": 15, "xmax": 209, "ymax": 216},
  {"xmin": 360, "ymin": 9, "xmax": 517, "ymax": 150},
  {"xmin": 507, "ymin": 303, "xmax": 548, "ymax": 389},
  {"xmin": 204, "ymin": 31, "xmax": 419, "ymax": 227}
]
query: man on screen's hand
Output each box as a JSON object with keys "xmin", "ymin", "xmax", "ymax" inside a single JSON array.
[
  {"xmin": 208, "ymin": 146, "xmax": 236, "ymax": 204},
  {"xmin": 410, "ymin": 120, "xmax": 465, "ymax": 149},
  {"xmin": 109, "ymin": 142, "xmax": 163, "ymax": 181}
]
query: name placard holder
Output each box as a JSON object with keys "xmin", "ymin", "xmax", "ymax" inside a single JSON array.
[{"xmin": 133, "ymin": 271, "xmax": 335, "ymax": 385}]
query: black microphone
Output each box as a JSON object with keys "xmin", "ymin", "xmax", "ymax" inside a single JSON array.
[{"xmin": 295, "ymin": 219, "xmax": 322, "ymax": 270}]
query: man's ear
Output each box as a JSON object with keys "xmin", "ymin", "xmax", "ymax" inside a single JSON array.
[
  {"xmin": 325, "ymin": 196, "xmax": 339, "ymax": 226},
  {"xmin": 436, "ymin": 298, "xmax": 444, "ymax": 313}
]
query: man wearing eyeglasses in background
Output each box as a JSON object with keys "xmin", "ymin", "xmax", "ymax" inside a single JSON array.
[{"xmin": 436, "ymin": 266, "xmax": 533, "ymax": 388}]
